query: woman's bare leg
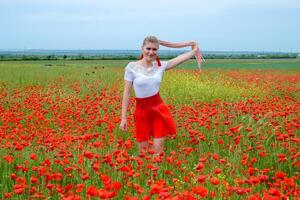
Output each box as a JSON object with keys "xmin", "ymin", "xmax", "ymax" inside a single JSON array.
[
  {"xmin": 153, "ymin": 137, "xmax": 165, "ymax": 155},
  {"xmin": 138, "ymin": 141, "xmax": 148, "ymax": 155}
]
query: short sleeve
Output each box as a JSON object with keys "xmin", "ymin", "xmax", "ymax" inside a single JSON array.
[
  {"xmin": 161, "ymin": 61, "xmax": 168, "ymax": 71},
  {"xmin": 124, "ymin": 63, "xmax": 134, "ymax": 82}
]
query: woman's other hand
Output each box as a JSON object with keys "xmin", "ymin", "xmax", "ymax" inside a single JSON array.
[{"xmin": 120, "ymin": 118, "xmax": 128, "ymax": 131}]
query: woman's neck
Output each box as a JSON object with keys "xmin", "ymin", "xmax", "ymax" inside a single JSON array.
[{"xmin": 140, "ymin": 59, "xmax": 153, "ymax": 68}]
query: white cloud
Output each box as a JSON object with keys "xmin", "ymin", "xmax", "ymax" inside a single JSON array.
[
  {"xmin": 3, "ymin": 0, "xmax": 300, "ymax": 24},
  {"xmin": 23, "ymin": 9, "xmax": 220, "ymax": 24},
  {"xmin": 32, "ymin": 0, "xmax": 300, "ymax": 10}
]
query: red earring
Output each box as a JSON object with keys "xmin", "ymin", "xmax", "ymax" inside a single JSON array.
[{"xmin": 140, "ymin": 54, "xmax": 143, "ymax": 59}]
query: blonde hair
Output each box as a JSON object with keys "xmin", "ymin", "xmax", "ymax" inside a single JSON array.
[{"xmin": 143, "ymin": 35, "xmax": 159, "ymax": 46}]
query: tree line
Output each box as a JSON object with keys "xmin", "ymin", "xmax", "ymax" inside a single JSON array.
[{"xmin": 0, "ymin": 53, "xmax": 298, "ymax": 61}]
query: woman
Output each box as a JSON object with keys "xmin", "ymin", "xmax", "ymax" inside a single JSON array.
[{"xmin": 120, "ymin": 35, "xmax": 199, "ymax": 155}]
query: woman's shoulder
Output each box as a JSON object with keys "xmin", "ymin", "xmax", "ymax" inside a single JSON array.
[
  {"xmin": 159, "ymin": 61, "xmax": 168, "ymax": 70},
  {"xmin": 160, "ymin": 60, "xmax": 168, "ymax": 66},
  {"xmin": 125, "ymin": 61, "xmax": 139, "ymax": 69}
]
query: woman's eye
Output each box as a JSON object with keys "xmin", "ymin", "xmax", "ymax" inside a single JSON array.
[{"xmin": 146, "ymin": 48, "xmax": 157, "ymax": 51}]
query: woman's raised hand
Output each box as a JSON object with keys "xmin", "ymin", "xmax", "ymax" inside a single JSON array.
[{"xmin": 189, "ymin": 41, "xmax": 198, "ymax": 50}]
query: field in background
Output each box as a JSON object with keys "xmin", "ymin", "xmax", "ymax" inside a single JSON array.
[
  {"xmin": 1, "ymin": 58, "xmax": 300, "ymax": 70},
  {"xmin": 0, "ymin": 59, "xmax": 299, "ymax": 199}
]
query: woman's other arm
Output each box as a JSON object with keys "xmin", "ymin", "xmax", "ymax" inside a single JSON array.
[{"xmin": 120, "ymin": 81, "xmax": 133, "ymax": 131}]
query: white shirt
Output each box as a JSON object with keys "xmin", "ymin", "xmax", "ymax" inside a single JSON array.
[{"xmin": 124, "ymin": 61, "xmax": 168, "ymax": 98}]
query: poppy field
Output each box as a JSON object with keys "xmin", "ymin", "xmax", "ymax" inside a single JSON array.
[{"xmin": 0, "ymin": 60, "xmax": 300, "ymax": 199}]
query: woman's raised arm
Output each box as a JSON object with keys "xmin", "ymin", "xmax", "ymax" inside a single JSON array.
[
  {"xmin": 158, "ymin": 40, "xmax": 191, "ymax": 49},
  {"xmin": 159, "ymin": 40, "xmax": 199, "ymax": 70}
]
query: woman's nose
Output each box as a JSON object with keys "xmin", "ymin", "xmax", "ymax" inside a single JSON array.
[{"xmin": 149, "ymin": 50, "xmax": 155, "ymax": 54}]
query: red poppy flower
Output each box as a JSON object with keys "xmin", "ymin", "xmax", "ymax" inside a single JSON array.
[
  {"xmin": 210, "ymin": 177, "xmax": 220, "ymax": 185},
  {"xmin": 192, "ymin": 185, "xmax": 208, "ymax": 197}
]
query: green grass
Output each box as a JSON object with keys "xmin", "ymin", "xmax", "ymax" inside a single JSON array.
[
  {"xmin": 1, "ymin": 58, "xmax": 300, "ymax": 71},
  {"xmin": 192, "ymin": 58, "xmax": 300, "ymax": 70},
  {"xmin": 1, "ymin": 59, "xmax": 298, "ymax": 103}
]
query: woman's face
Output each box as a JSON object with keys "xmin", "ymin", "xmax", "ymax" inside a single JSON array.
[{"xmin": 142, "ymin": 42, "xmax": 159, "ymax": 62}]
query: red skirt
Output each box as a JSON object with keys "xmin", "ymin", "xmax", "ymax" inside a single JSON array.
[{"xmin": 134, "ymin": 93, "xmax": 177, "ymax": 142}]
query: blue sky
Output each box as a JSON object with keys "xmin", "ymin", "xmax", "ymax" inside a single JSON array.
[{"xmin": 1, "ymin": 0, "xmax": 300, "ymax": 52}]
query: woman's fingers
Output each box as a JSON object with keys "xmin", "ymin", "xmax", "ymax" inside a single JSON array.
[
  {"xmin": 119, "ymin": 122, "xmax": 128, "ymax": 131},
  {"xmin": 191, "ymin": 41, "xmax": 198, "ymax": 50},
  {"xmin": 192, "ymin": 41, "xmax": 198, "ymax": 47},
  {"xmin": 123, "ymin": 123, "xmax": 127, "ymax": 131},
  {"xmin": 120, "ymin": 124, "xmax": 124, "ymax": 131}
]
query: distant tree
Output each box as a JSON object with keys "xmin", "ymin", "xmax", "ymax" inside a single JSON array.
[
  {"xmin": 46, "ymin": 54, "xmax": 57, "ymax": 60},
  {"xmin": 32, "ymin": 56, "xmax": 39, "ymax": 60}
]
